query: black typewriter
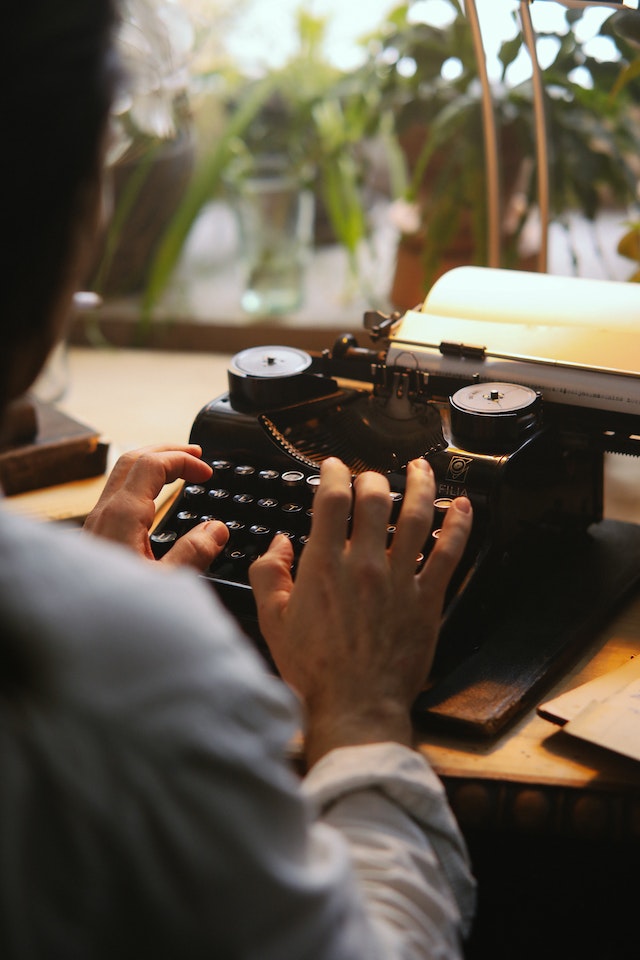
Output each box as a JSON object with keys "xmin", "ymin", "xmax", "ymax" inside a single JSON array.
[{"xmin": 149, "ymin": 272, "xmax": 640, "ymax": 739}]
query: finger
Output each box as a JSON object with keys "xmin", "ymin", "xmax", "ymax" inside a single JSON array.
[
  {"xmin": 418, "ymin": 497, "xmax": 472, "ymax": 598},
  {"xmin": 304, "ymin": 459, "xmax": 353, "ymax": 555},
  {"xmin": 84, "ymin": 447, "xmax": 212, "ymax": 542},
  {"xmin": 249, "ymin": 534, "xmax": 295, "ymax": 595},
  {"xmin": 98, "ymin": 444, "xmax": 207, "ymax": 499},
  {"xmin": 249, "ymin": 535, "xmax": 295, "ymax": 633},
  {"xmin": 118, "ymin": 449, "xmax": 212, "ymax": 505},
  {"xmin": 160, "ymin": 519, "xmax": 229, "ymax": 572},
  {"xmin": 349, "ymin": 471, "xmax": 393, "ymax": 556},
  {"xmin": 389, "ymin": 459, "xmax": 436, "ymax": 575}
]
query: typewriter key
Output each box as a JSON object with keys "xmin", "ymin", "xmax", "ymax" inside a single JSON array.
[
  {"xmin": 210, "ymin": 459, "xmax": 233, "ymax": 477},
  {"xmin": 207, "ymin": 487, "xmax": 232, "ymax": 519},
  {"xmin": 234, "ymin": 464, "xmax": 256, "ymax": 482},
  {"xmin": 208, "ymin": 488, "xmax": 231, "ymax": 502},
  {"xmin": 150, "ymin": 529, "xmax": 178, "ymax": 559},
  {"xmin": 257, "ymin": 497, "xmax": 279, "ymax": 511},
  {"xmin": 233, "ymin": 492, "xmax": 255, "ymax": 508},
  {"xmin": 257, "ymin": 469, "xmax": 280, "ymax": 494},
  {"xmin": 306, "ymin": 475, "xmax": 321, "ymax": 494},
  {"xmin": 184, "ymin": 484, "xmax": 207, "ymax": 500},
  {"xmin": 176, "ymin": 510, "xmax": 200, "ymax": 532},
  {"xmin": 249, "ymin": 523, "xmax": 271, "ymax": 539},
  {"xmin": 282, "ymin": 470, "xmax": 305, "ymax": 489},
  {"xmin": 225, "ymin": 519, "xmax": 246, "ymax": 534},
  {"xmin": 389, "ymin": 490, "xmax": 403, "ymax": 522},
  {"xmin": 281, "ymin": 503, "xmax": 304, "ymax": 526}
]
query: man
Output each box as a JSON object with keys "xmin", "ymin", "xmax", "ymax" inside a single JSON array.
[{"xmin": 0, "ymin": 1, "xmax": 475, "ymax": 956}]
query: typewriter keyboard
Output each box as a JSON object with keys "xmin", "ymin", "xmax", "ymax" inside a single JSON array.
[{"xmin": 150, "ymin": 457, "xmax": 455, "ymax": 588}]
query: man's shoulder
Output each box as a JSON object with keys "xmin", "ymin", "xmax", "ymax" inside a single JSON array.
[
  {"xmin": 0, "ymin": 506, "xmax": 213, "ymax": 629},
  {"xmin": 0, "ymin": 508, "xmax": 257, "ymax": 698},
  {"xmin": 0, "ymin": 506, "xmax": 297, "ymax": 744}
]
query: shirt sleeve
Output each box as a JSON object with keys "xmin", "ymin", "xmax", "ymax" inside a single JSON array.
[{"xmin": 303, "ymin": 742, "xmax": 476, "ymax": 957}]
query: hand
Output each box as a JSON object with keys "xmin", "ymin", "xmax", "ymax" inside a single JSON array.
[
  {"xmin": 249, "ymin": 457, "xmax": 472, "ymax": 766},
  {"xmin": 83, "ymin": 444, "xmax": 229, "ymax": 570}
]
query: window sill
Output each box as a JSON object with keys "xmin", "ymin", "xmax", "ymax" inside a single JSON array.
[{"xmin": 69, "ymin": 201, "xmax": 634, "ymax": 356}]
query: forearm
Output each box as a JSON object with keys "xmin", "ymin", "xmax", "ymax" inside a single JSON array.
[{"xmin": 304, "ymin": 743, "xmax": 476, "ymax": 957}]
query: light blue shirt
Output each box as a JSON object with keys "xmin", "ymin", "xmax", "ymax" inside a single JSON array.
[{"xmin": 0, "ymin": 508, "xmax": 475, "ymax": 958}]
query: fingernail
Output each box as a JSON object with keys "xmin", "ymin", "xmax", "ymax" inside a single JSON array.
[
  {"xmin": 454, "ymin": 497, "xmax": 472, "ymax": 514},
  {"xmin": 411, "ymin": 457, "xmax": 432, "ymax": 474}
]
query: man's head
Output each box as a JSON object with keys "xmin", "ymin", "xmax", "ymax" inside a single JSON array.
[{"xmin": 1, "ymin": 0, "xmax": 120, "ymax": 413}]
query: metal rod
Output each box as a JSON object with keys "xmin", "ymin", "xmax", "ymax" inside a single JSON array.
[
  {"xmin": 519, "ymin": 0, "xmax": 549, "ymax": 273},
  {"xmin": 465, "ymin": 0, "xmax": 502, "ymax": 268}
]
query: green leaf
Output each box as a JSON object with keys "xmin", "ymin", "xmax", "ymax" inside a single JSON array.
[{"xmin": 140, "ymin": 75, "xmax": 278, "ymax": 321}]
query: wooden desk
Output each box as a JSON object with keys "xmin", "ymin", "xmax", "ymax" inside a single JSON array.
[{"xmin": 6, "ymin": 345, "xmax": 640, "ymax": 834}]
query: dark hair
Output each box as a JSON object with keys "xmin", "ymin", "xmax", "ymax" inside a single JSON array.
[{"xmin": 1, "ymin": 0, "xmax": 120, "ymax": 395}]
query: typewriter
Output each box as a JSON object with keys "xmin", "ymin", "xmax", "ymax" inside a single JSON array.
[{"xmin": 151, "ymin": 267, "xmax": 640, "ymax": 736}]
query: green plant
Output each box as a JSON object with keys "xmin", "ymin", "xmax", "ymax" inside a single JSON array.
[
  {"xmin": 353, "ymin": 0, "xmax": 640, "ymax": 297},
  {"xmin": 90, "ymin": 0, "xmax": 196, "ymax": 301},
  {"xmin": 90, "ymin": 0, "xmax": 256, "ymax": 308},
  {"xmin": 141, "ymin": 8, "xmax": 383, "ymax": 318}
]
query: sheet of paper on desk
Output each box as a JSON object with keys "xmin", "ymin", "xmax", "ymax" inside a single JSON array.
[
  {"xmin": 538, "ymin": 657, "xmax": 640, "ymax": 763},
  {"xmin": 562, "ymin": 677, "xmax": 640, "ymax": 764},
  {"xmin": 538, "ymin": 656, "xmax": 640, "ymax": 724}
]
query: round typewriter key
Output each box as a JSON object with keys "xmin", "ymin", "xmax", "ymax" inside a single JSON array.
[
  {"xmin": 389, "ymin": 490, "xmax": 403, "ymax": 521},
  {"xmin": 234, "ymin": 464, "xmax": 256, "ymax": 479},
  {"xmin": 256, "ymin": 469, "xmax": 279, "ymax": 496},
  {"xmin": 257, "ymin": 497, "xmax": 279, "ymax": 510},
  {"xmin": 208, "ymin": 487, "xmax": 230, "ymax": 502},
  {"xmin": 233, "ymin": 492, "xmax": 255, "ymax": 506},
  {"xmin": 434, "ymin": 497, "xmax": 453, "ymax": 511},
  {"xmin": 151, "ymin": 530, "xmax": 177, "ymax": 544},
  {"xmin": 306, "ymin": 474, "xmax": 321, "ymax": 494},
  {"xmin": 386, "ymin": 523, "xmax": 396, "ymax": 546},
  {"xmin": 282, "ymin": 470, "xmax": 305, "ymax": 488},
  {"xmin": 176, "ymin": 510, "xmax": 200, "ymax": 531},
  {"xmin": 224, "ymin": 547, "xmax": 247, "ymax": 565},
  {"xmin": 184, "ymin": 484, "xmax": 206, "ymax": 499},
  {"xmin": 225, "ymin": 519, "xmax": 245, "ymax": 532},
  {"xmin": 210, "ymin": 459, "xmax": 233, "ymax": 477},
  {"xmin": 281, "ymin": 503, "xmax": 304, "ymax": 523},
  {"xmin": 207, "ymin": 487, "xmax": 232, "ymax": 518},
  {"xmin": 432, "ymin": 528, "xmax": 442, "ymax": 539},
  {"xmin": 275, "ymin": 529, "xmax": 295, "ymax": 540},
  {"xmin": 150, "ymin": 529, "xmax": 178, "ymax": 559},
  {"xmin": 250, "ymin": 523, "xmax": 271, "ymax": 537}
]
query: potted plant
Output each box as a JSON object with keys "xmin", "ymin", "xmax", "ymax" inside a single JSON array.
[{"xmin": 352, "ymin": 0, "xmax": 640, "ymax": 310}]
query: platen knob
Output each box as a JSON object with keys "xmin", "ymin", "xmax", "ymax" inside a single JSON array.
[
  {"xmin": 228, "ymin": 345, "xmax": 332, "ymax": 410},
  {"xmin": 449, "ymin": 381, "xmax": 542, "ymax": 451}
]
